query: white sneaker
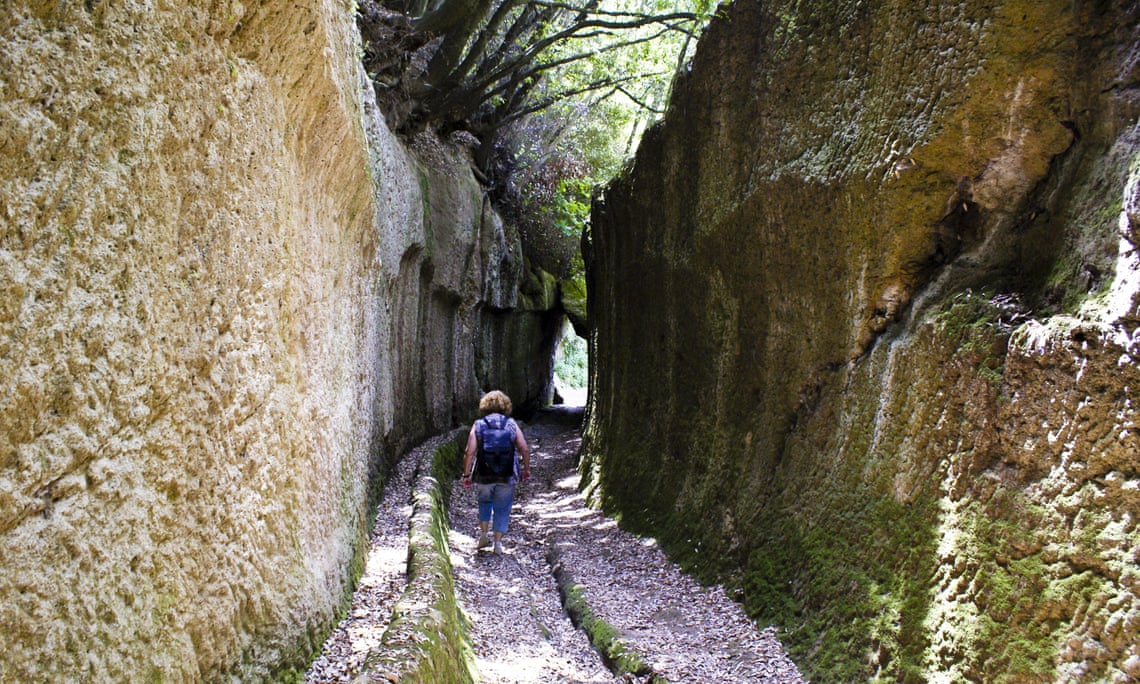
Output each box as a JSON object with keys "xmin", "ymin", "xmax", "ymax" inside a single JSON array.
[
  {"xmin": 476, "ymin": 535, "xmax": 491, "ymax": 549},
  {"xmin": 493, "ymin": 541, "xmax": 503, "ymax": 554}
]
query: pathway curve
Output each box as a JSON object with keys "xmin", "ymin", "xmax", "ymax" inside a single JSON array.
[
  {"xmin": 307, "ymin": 408, "xmax": 806, "ymax": 682},
  {"xmin": 449, "ymin": 407, "xmax": 806, "ymax": 683}
]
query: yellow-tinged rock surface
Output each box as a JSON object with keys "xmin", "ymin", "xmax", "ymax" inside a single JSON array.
[{"xmin": 0, "ymin": 1, "xmax": 560, "ymax": 679}]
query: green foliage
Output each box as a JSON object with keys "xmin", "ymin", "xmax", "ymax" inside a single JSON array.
[
  {"xmin": 554, "ymin": 178, "xmax": 591, "ymax": 235},
  {"xmin": 478, "ymin": 0, "xmax": 712, "ymax": 266},
  {"xmin": 364, "ymin": 0, "xmax": 710, "ymax": 139},
  {"xmin": 544, "ymin": 176, "xmax": 592, "ymax": 237},
  {"xmin": 528, "ymin": 0, "xmax": 710, "ymax": 172},
  {"xmin": 362, "ymin": 0, "xmax": 711, "ymax": 249},
  {"xmin": 554, "ymin": 323, "xmax": 588, "ymax": 389}
]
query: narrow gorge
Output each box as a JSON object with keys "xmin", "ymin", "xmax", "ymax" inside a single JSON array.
[{"xmin": 2, "ymin": 0, "xmax": 1138, "ymax": 682}]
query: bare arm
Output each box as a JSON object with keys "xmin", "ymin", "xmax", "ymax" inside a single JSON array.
[
  {"xmin": 461, "ymin": 424, "xmax": 478, "ymax": 481},
  {"xmin": 514, "ymin": 425, "xmax": 531, "ymax": 478}
]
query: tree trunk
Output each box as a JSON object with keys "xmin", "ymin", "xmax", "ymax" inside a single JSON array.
[{"xmin": 417, "ymin": 0, "xmax": 494, "ymax": 82}]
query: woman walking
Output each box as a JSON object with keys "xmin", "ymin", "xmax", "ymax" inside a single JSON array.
[{"xmin": 461, "ymin": 390, "xmax": 531, "ymax": 554}]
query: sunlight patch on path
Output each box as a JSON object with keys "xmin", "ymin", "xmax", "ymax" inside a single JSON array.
[
  {"xmin": 305, "ymin": 440, "xmax": 432, "ymax": 682},
  {"xmin": 446, "ymin": 526, "xmax": 615, "ymax": 684},
  {"xmin": 448, "ymin": 409, "xmax": 804, "ymax": 682},
  {"xmin": 447, "ymin": 413, "xmax": 619, "ymax": 683}
]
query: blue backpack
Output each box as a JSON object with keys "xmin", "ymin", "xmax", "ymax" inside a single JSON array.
[{"xmin": 475, "ymin": 414, "xmax": 515, "ymax": 481}]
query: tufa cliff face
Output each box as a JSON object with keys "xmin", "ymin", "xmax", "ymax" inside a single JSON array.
[
  {"xmin": 0, "ymin": 0, "xmax": 558, "ymax": 680},
  {"xmin": 583, "ymin": 0, "xmax": 1139, "ymax": 680}
]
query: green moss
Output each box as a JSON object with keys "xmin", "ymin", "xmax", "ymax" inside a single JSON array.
[
  {"xmin": 953, "ymin": 495, "xmax": 1063, "ymax": 682},
  {"xmin": 556, "ymin": 576, "xmax": 664, "ymax": 681},
  {"xmin": 355, "ymin": 434, "xmax": 476, "ymax": 683},
  {"xmin": 934, "ymin": 291, "xmax": 999, "ymax": 340},
  {"xmin": 738, "ymin": 496, "xmax": 938, "ymax": 683},
  {"xmin": 266, "ymin": 664, "xmax": 306, "ymax": 684},
  {"xmin": 1044, "ymin": 233, "xmax": 1118, "ymax": 314},
  {"xmin": 933, "ymin": 291, "xmax": 1010, "ymax": 389},
  {"xmin": 1026, "ymin": 131, "xmax": 1131, "ymax": 315},
  {"xmin": 431, "ymin": 441, "xmax": 463, "ymax": 495},
  {"xmin": 517, "ymin": 260, "xmax": 560, "ymax": 311},
  {"xmin": 559, "ymin": 270, "xmax": 588, "ymax": 327}
]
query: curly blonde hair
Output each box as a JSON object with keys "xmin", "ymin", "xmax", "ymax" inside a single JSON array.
[{"xmin": 478, "ymin": 390, "xmax": 513, "ymax": 416}]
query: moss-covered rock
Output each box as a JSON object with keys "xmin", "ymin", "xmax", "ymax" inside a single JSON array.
[
  {"xmin": 583, "ymin": 0, "xmax": 1140, "ymax": 680},
  {"xmin": 518, "ymin": 259, "xmax": 560, "ymax": 312},
  {"xmin": 0, "ymin": 2, "xmax": 563, "ymax": 679},
  {"xmin": 548, "ymin": 545, "xmax": 662, "ymax": 681},
  {"xmin": 560, "ymin": 270, "xmax": 589, "ymax": 338},
  {"xmin": 355, "ymin": 435, "xmax": 475, "ymax": 684}
]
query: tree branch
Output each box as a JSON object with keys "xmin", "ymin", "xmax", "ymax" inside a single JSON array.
[
  {"xmin": 452, "ymin": 0, "xmax": 527, "ymax": 83},
  {"xmin": 499, "ymin": 71, "xmax": 659, "ymax": 127},
  {"xmin": 529, "ymin": 1, "xmax": 699, "ymax": 23},
  {"xmin": 615, "ymin": 85, "xmax": 665, "ymax": 114},
  {"xmin": 475, "ymin": 25, "xmax": 673, "ymax": 108},
  {"xmin": 472, "ymin": 8, "xmax": 699, "ymax": 90}
]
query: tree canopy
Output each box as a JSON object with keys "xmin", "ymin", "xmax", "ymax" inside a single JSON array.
[
  {"xmin": 359, "ymin": 0, "xmax": 712, "ymax": 268},
  {"xmin": 361, "ymin": 0, "xmax": 711, "ymax": 139}
]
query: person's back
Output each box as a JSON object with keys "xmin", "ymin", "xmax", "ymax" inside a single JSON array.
[
  {"xmin": 474, "ymin": 413, "xmax": 515, "ymax": 483},
  {"xmin": 461, "ymin": 391, "xmax": 531, "ymax": 554}
]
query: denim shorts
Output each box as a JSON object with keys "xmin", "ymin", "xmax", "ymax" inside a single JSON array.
[{"xmin": 476, "ymin": 482, "xmax": 516, "ymax": 533}]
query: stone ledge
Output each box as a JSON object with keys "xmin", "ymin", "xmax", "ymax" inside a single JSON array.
[
  {"xmin": 547, "ymin": 542, "xmax": 668, "ymax": 683},
  {"xmin": 355, "ymin": 429, "xmax": 474, "ymax": 684}
]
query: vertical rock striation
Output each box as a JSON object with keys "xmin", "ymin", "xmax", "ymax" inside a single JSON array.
[
  {"xmin": 584, "ymin": 0, "xmax": 1139, "ymax": 680},
  {"xmin": 0, "ymin": 0, "xmax": 557, "ymax": 680}
]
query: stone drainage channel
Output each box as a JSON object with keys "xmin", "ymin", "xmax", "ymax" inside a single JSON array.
[{"xmin": 305, "ymin": 407, "xmax": 805, "ymax": 683}]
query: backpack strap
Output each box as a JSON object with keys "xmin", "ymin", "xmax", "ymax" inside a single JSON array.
[
  {"xmin": 479, "ymin": 413, "xmax": 509, "ymax": 430},
  {"xmin": 475, "ymin": 414, "xmax": 512, "ymax": 446}
]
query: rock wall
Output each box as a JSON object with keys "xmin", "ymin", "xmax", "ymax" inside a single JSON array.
[
  {"xmin": 0, "ymin": 1, "xmax": 557, "ymax": 680},
  {"xmin": 583, "ymin": 0, "xmax": 1140, "ymax": 680}
]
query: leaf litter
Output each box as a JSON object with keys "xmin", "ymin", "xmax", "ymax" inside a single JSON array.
[{"xmin": 308, "ymin": 409, "xmax": 806, "ymax": 682}]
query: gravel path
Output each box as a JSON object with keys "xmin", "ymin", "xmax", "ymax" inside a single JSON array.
[
  {"xmin": 449, "ymin": 414, "xmax": 619, "ymax": 684},
  {"xmin": 304, "ymin": 433, "xmax": 453, "ymax": 683},
  {"xmin": 307, "ymin": 408, "xmax": 806, "ymax": 682},
  {"xmin": 450, "ymin": 407, "xmax": 806, "ymax": 683}
]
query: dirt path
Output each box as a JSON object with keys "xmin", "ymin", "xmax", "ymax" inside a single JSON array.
[
  {"xmin": 449, "ymin": 407, "xmax": 805, "ymax": 683},
  {"xmin": 448, "ymin": 410, "xmax": 621, "ymax": 683},
  {"xmin": 307, "ymin": 408, "xmax": 805, "ymax": 682},
  {"xmin": 304, "ymin": 433, "xmax": 447, "ymax": 683}
]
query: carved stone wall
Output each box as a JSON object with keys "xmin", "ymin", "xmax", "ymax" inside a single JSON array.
[
  {"xmin": 0, "ymin": 1, "xmax": 557, "ymax": 679},
  {"xmin": 583, "ymin": 1, "xmax": 1140, "ymax": 679}
]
